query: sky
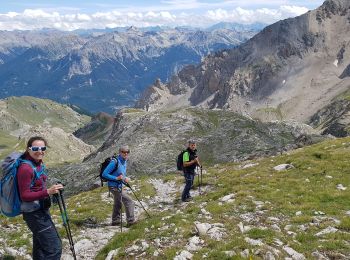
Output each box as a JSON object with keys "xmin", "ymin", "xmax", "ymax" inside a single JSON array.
[{"xmin": 0, "ymin": 0, "xmax": 325, "ymax": 31}]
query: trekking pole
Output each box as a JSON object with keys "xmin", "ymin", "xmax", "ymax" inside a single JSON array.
[
  {"xmin": 200, "ymin": 165, "xmax": 203, "ymax": 189},
  {"xmin": 122, "ymin": 181, "xmax": 150, "ymax": 218},
  {"xmin": 197, "ymin": 166, "xmax": 201, "ymax": 194},
  {"xmin": 54, "ymin": 189, "xmax": 77, "ymax": 260},
  {"xmin": 120, "ymin": 187, "xmax": 123, "ymax": 233}
]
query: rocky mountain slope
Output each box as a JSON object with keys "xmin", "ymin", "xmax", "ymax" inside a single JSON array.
[
  {"xmin": 49, "ymin": 107, "xmax": 325, "ymax": 194},
  {"xmin": 0, "ymin": 96, "xmax": 94, "ymax": 164},
  {"xmin": 0, "ymin": 26, "xmax": 259, "ymax": 113},
  {"xmin": 309, "ymin": 89, "xmax": 350, "ymax": 137},
  {"xmin": 73, "ymin": 112, "xmax": 114, "ymax": 146},
  {"xmin": 136, "ymin": 0, "xmax": 350, "ymax": 128},
  {"xmin": 2, "ymin": 136, "xmax": 349, "ymax": 259}
]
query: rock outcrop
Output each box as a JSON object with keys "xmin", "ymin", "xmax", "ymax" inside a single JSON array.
[
  {"xmin": 73, "ymin": 112, "xmax": 114, "ymax": 147},
  {"xmin": 50, "ymin": 107, "xmax": 325, "ymax": 194}
]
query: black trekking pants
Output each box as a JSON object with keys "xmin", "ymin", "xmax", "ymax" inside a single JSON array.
[
  {"xmin": 182, "ymin": 172, "xmax": 195, "ymax": 201},
  {"xmin": 23, "ymin": 209, "xmax": 62, "ymax": 260}
]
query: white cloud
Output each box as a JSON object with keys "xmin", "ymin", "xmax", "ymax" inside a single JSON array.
[
  {"xmin": 280, "ymin": 5, "xmax": 309, "ymax": 16},
  {"xmin": 0, "ymin": 5, "xmax": 312, "ymax": 31},
  {"xmin": 205, "ymin": 5, "xmax": 309, "ymax": 24}
]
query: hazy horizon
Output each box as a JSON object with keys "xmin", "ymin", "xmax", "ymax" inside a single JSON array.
[{"xmin": 0, "ymin": 0, "xmax": 324, "ymax": 31}]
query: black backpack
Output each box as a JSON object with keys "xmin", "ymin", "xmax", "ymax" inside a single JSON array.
[
  {"xmin": 99, "ymin": 156, "xmax": 118, "ymax": 186},
  {"xmin": 176, "ymin": 150, "xmax": 186, "ymax": 171}
]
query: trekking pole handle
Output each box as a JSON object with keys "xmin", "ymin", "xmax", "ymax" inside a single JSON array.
[
  {"xmin": 122, "ymin": 180, "xmax": 131, "ymax": 188},
  {"xmin": 56, "ymin": 181, "xmax": 65, "ymax": 187}
]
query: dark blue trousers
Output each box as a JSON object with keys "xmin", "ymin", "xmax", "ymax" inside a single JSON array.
[
  {"xmin": 182, "ymin": 172, "xmax": 195, "ymax": 201},
  {"xmin": 23, "ymin": 209, "xmax": 62, "ymax": 260}
]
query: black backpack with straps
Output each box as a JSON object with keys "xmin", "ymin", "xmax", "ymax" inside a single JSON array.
[
  {"xmin": 176, "ymin": 150, "xmax": 186, "ymax": 171},
  {"xmin": 99, "ymin": 155, "xmax": 118, "ymax": 186}
]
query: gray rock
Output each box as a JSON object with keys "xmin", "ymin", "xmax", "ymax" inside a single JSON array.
[
  {"xmin": 219, "ymin": 193, "xmax": 235, "ymax": 202},
  {"xmin": 194, "ymin": 222, "xmax": 212, "ymax": 236},
  {"xmin": 311, "ymin": 251, "xmax": 329, "ymax": 260},
  {"xmin": 271, "ymin": 224, "xmax": 281, "ymax": 232},
  {"xmin": 223, "ymin": 251, "xmax": 236, "ymax": 257},
  {"xmin": 186, "ymin": 236, "xmax": 204, "ymax": 252},
  {"xmin": 174, "ymin": 250, "xmax": 193, "ymax": 260},
  {"xmin": 74, "ymin": 239, "xmax": 94, "ymax": 253},
  {"xmin": 238, "ymin": 222, "xmax": 252, "ymax": 233},
  {"xmin": 245, "ymin": 237, "xmax": 264, "ymax": 246},
  {"xmin": 336, "ymin": 184, "xmax": 347, "ymax": 190},
  {"xmin": 283, "ymin": 246, "xmax": 305, "ymax": 260},
  {"xmin": 61, "ymin": 254, "xmax": 75, "ymax": 260},
  {"xmin": 240, "ymin": 249, "xmax": 250, "ymax": 258},
  {"xmin": 315, "ymin": 227, "xmax": 338, "ymax": 237},
  {"xmin": 264, "ymin": 251, "xmax": 276, "ymax": 260},
  {"xmin": 273, "ymin": 164, "xmax": 294, "ymax": 171},
  {"xmin": 242, "ymin": 163, "xmax": 259, "ymax": 169}
]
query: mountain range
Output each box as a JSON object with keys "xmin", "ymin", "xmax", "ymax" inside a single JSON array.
[
  {"xmin": 0, "ymin": 24, "xmax": 260, "ymax": 113},
  {"xmin": 136, "ymin": 0, "xmax": 350, "ymax": 136}
]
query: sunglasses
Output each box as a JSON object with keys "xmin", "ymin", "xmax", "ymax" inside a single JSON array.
[
  {"xmin": 121, "ymin": 150, "xmax": 130, "ymax": 154},
  {"xmin": 29, "ymin": 146, "xmax": 47, "ymax": 152}
]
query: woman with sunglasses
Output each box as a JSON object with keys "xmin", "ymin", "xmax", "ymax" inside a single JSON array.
[{"xmin": 17, "ymin": 136, "xmax": 64, "ymax": 260}]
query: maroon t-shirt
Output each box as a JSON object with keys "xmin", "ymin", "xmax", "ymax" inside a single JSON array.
[{"xmin": 17, "ymin": 154, "xmax": 49, "ymax": 202}]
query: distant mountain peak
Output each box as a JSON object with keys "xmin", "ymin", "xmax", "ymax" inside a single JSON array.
[
  {"xmin": 126, "ymin": 26, "xmax": 140, "ymax": 32},
  {"xmin": 0, "ymin": 26, "xmax": 258, "ymax": 113},
  {"xmin": 135, "ymin": 0, "xmax": 350, "ymax": 126}
]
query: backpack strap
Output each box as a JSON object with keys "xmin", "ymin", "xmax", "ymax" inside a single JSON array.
[
  {"xmin": 111, "ymin": 157, "xmax": 119, "ymax": 181},
  {"xmin": 18, "ymin": 159, "xmax": 47, "ymax": 190},
  {"xmin": 103, "ymin": 157, "xmax": 119, "ymax": 182},
  {"xmin": 111, "ymin": 157, "xmax": 119, "ymax": 168}
]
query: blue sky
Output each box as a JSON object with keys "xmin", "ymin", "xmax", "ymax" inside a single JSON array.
[{"xmin": 0, "ymin": 0, "xmax": 325, "ymax": 31}]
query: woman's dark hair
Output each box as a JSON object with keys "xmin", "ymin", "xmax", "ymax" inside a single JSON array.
[{"xmin": 26, "ymin": 136, "xmax": 48, "ymax": 148}]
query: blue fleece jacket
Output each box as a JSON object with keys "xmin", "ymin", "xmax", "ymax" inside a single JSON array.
[{"xmin": 101, "ymin": 155, "xmax": 127, "ymax": 189}]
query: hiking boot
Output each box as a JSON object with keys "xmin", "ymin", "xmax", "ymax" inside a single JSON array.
[
  {"xmin": 126, "ymin": 221, "xmax": 137, "ymax": 227},
  {"xmin": 111, "ymin": 221, "xmax": 121, "ymax": 226},
  {"xmin": 182, "ymin": 197, "xmax": 193, "ymax": 202}
]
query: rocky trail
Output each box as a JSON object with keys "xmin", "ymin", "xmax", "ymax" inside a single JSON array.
[{"xmin": 61, "ymin": 178, "xmax": 179, "ymax": 259}]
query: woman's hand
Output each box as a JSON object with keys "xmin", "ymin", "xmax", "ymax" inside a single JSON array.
[{"xmin": 47, "ymin": 184, "xmax": 64, "ymax": 195}]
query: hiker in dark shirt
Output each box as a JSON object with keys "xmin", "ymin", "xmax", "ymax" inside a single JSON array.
[
  {"xmin": 17, "ymin": 136, "xmax": 63, "ymax": 260},
  {"xmin": 181, "ymin": 140, "xmax": 200, "ymax": 202}
]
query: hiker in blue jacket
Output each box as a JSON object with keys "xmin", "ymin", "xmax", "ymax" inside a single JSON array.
[{"xmin": 102, "ymin": 145, "xmax": 136, "ymax": 227}]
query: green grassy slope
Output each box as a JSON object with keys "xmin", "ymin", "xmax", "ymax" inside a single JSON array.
[
  {"xmin": 3, "ymin": 96, "xmax": 90, "ymax": 132},
  {"xmin": 1, "ymin": 137, "xmax": 349, "ymax": 259},
  {"xmin": 0, "ymin": 96, "xmax": 92, "ymax": 163},
  {"xmin": 97, "ymin": 137, "xmax": 350, "ymax": 259}
]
